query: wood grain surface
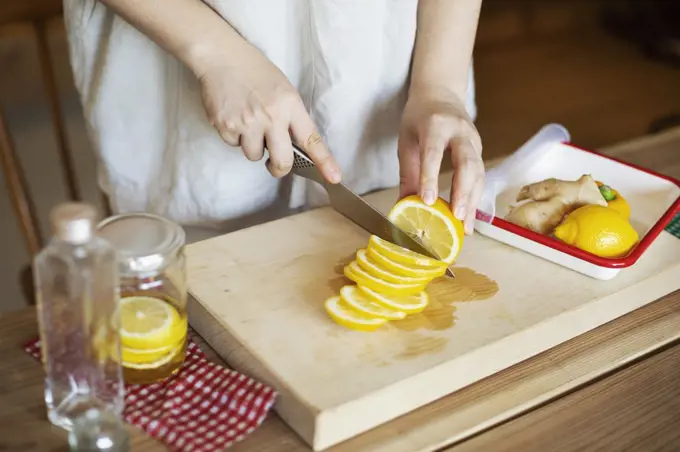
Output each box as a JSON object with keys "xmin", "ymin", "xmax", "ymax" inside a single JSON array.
[
  {"xmin": 186, "ymin": 129, "xmax": 680, "ymax": 449},
  {"xmin": 450, "ymin": 336, "xmax": 680, "ymax": 452},
  {"xmin": 2, "ymin": 292, "xmax": 679, "ymax": 452}
]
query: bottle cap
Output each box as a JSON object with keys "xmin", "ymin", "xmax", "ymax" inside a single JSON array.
[{"xmin": 50, "ymin": 203, "xmax": 98, "ymax": 244}]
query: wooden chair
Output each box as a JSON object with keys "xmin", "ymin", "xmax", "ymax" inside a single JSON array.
[
  {"xmin": 0, "ymin": 1, "xmax": 112, "ymax": 303},
  {"xmin": 0, "ymin": 0, "xmax": 86, "ymax": 256}
]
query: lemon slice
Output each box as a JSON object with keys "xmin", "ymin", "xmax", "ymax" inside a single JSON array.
[
  {"xmin": 325, "ymin": 296, "xmax": 388, "ymax": 332},
  {"xmin": 122, "ymin": 345, "xmax": 184, "ymax": 370},
  {"xmin": 355, "ymin": 249, "xmax": 431, "ymax": 285},
  {"xmin": 358, "ymin": 286, "xmax": 430, "ymax": 314},
  {"xmin": 119, "ymin": 296, "xmax": 186, "ymax": 350},
  {"xmin": 387, "ymin": 195, "xmax": 465, "ymax": 264},
  {"xmin": 121, "ymin": 340, "xmax": 184, "ymax": 365},
  {"xmin": 340, "ymin": 285, "xmax": 406, "ymax": 320},
  {"xmin": 367, "ymin": 235, "xmax": 447, "ymax": 269},
  {"xmin": 344, "ymin": 261, "xmax": 425, "ymax": 296},
  {"xmin": 365, "ymin": 246, "xmax": 446, "ymax": 279}
]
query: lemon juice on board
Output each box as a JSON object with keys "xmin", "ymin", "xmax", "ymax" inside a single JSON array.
[{"xmin": 98, "ymin": 213, "xmax": 188, "ymax": 384}]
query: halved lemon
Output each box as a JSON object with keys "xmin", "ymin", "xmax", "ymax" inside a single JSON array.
[
  {"xmin": 355, "ymin": 249, "xmax": 431, "ymax": 285},
  {"xmin": 339, "ymin": 285, "xmax": 406, "ymax": 320},
  {"xmin": 365, "ymin": 247, "xmax": 446, "ymax": 279},
  {"xmin": 119, "ymin": 296, "xmax": 186, "ymax": 350},
  {"xmin": 325, "ymin": 296, "xmax": 388, "ymax": 332},
  {"xmin": 367, "ymin": 235, "xmax": 447, "ymax": 269},
  {"xmin": 358, "ymin": 286, "xmax": 430, "ymax": 314},
  {"xmin": 387, "ymin": 195, "xmax": 465, "ymax": 264},
  {"xmin": 344, "ymin": 261, "xmax": 425, "ymax": 296}
]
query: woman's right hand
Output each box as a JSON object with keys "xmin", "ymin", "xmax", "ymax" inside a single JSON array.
[
  {"xmin": 95, "ymin": 0, "xmax": 340, "ymax": 181},
  {"xmin": 197, "ymin": 51, "xmax": 341, "ymax": 183}
]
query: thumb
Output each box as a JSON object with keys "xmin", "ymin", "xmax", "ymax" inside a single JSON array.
[{"xmin": 397, "ymin": 131, "xmax": 420, "ymax": 199}]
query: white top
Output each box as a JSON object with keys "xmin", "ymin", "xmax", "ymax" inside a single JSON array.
[{"xmin": 63, "ymin": 0, "xmax": 477, "ymax": 233}]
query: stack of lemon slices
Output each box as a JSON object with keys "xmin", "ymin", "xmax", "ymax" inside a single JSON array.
[
  {"xmin": 118, "ymin": 295, "xmax": 188, "ymax": 370},
  {"xmin": 325, "ymin": 195, "xmax": 465, "ymax": 331}
]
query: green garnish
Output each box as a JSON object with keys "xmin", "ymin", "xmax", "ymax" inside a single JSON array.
[{"xmin": 599, "ymin": 184, "xmax": 616, "ymax": 202}]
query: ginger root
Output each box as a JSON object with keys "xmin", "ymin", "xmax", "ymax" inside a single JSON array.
[
  {"xmin": 505, "ymin": 174, "xmax": 607, "ymax": 235},
  {"xmin": 506, "ymin": 197, "xmax": 573, "ymax": 235},
  {"xmin": 516, "ymin": 175, "xmax": 607, "ymax": 206}
]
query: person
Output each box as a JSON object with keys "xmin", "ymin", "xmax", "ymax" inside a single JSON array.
[{"xmin": 63, "ymin": 0, "xmax": 484, "ymax": 243}]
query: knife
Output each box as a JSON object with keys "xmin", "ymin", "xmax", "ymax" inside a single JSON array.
[{"xmin": 284, "ymin": 142, "xmax": 455, "ymax": 278}]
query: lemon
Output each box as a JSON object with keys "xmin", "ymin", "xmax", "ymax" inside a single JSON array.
[
  {"xmin": 367, "ymin": 236, "xmax": 447, "ymax": 270},
  {"xmin": 327, "ymin": 196, "xmax": 463, "ymax": 332},
  {"xmin": 98, "ymin": 335, "xmax": 184, "ymax": 370},
  {"xmin": 355, "ymin": 249, "xmax": 431, "ymax": 285},
  {"xmin": 119, "ymin": 296, "xmax": 187, "ymax": 350},
  {"xmin": 358, "ymin": 286, "xmax": 429, "ymax": 314},
  {"xmin": 324, "ymin": 296, "xmax": 388, "ymax": 332},
  {"xmin": 339, "ymin": 285, "xmax": 406, "ymax": 320},
  {"xmin": 122, "ymin": 346, "xmax": 184, "ymax": 370},
  {"xmin": 121, "ymin": 340, "xmax": 184, "ymax": 365},
  {"xmin": 365, "ymin": 246, "xmax": 446, "ymax": 279},
  {"xmin": 344, "ymin": 261, "xmax": 426, "ymax": 296},
  {"xmin": 596, "ymin": 181, "xmax": 631, "ymax": 220},
  {"xmin": 554, "ymin": 205, "xmax": 639, "ymax": 258},
  {"xmin": 387, "ymin": 195, "xmax": 465, "ymax": 264}
]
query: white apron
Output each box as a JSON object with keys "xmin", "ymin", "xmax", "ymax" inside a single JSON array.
[{"xmin": 63, "ymin": 0, "xmax": 477, "ymax": 240}]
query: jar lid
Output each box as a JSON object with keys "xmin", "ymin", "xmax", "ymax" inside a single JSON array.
[{"xmin": 97, "ymin": 213, "xmax": 185, "ymax": 275}]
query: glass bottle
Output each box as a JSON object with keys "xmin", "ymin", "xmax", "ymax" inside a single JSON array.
[
  {"xmin": 34, "ymin": 203, "xmax": 124, "ymax": 431},
  {"xmin": 68, "ymin": 407, "xmax": 130, "ymax": 452},
  {"xmin": 97, "ymin": 213, "xmax": 188, "ymax": 385}
]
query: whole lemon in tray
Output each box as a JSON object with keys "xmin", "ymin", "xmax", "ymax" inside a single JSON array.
[
  {"xmin": 596, "ymin": 181, "xmax": 631, "ymax": 220},
  {"xmin": 553, "ymin": 204, "xmax": 639, "ymax": 258}
]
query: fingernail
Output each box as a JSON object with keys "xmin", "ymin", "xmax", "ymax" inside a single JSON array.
[
  {"xmin": 455, "ymin": 204, "xmax": 467, "ymax": 220},
  {"xmin": 329, "ymin": 167, "xmax": 341, "ymax": 183},
  {"xmin": 422, "ymin": 190, "xmax": 436, "ymax": 205}
]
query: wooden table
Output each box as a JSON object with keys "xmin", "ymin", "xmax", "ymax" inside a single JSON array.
[{"xmin": 2, "ymin": 128, "xmax": 680, "ymax": 452}]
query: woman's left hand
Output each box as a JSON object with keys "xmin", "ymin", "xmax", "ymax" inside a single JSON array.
[{"xmin": 397, "ymin": 85, "xmax": 484, "ymax": 235}]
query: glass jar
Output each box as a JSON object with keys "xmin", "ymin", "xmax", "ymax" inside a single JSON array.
[{"xmin": 97, "ymin": 213, "xmax": 188, "ymax": 384}]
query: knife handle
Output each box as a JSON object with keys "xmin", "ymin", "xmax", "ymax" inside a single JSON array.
[
  {"xmin": 290, "ymin": 142, "xmax": 315, "ymax": 168},
  {"xmin": 262, "ymin": 139, "xmax": 326, "ymax": 185},
  {"xmin": 289, "ymin": 142, "xmax": 327, "ymax": 185}
]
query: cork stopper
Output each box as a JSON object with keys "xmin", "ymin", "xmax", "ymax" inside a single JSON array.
[{"xmin": 50, "ymin": 202, "xmax": 98, "ymax": 244}]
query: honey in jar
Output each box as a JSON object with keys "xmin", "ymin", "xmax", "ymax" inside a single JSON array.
[{"xmin": 98, "ymin": 213, "xmax": 188, "ymax": 384}]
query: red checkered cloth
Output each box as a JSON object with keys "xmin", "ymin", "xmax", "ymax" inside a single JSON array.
[{"xmin": 24, "ymin": 338, "xmax": 277, "ymax": 451}]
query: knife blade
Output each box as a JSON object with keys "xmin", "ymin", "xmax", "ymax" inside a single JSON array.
[{"xmin": 286, "ymin": 142, "xmax": 455, "ymax": 278}]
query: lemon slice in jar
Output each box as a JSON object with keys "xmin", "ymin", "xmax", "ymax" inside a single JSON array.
[
  {"xmin": 121, "ymin": 342, "xmax": 185, "ymax": 370},
  {"xmin": 119, "ymin": 296, "xmax": 186, "ymax": 350},
  {"xmin": 121, "ymin": 339, "xmax": 185, "ymax": 364}
]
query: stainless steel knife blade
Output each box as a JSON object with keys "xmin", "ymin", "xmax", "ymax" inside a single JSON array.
[{"xmin": 286, "ymin": 142, "xmax": 455, "ymax": 277}]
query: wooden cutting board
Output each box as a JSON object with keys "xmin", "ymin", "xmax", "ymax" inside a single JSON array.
[{"xmin": 186, "ymin": 175, "xmax": 680, "ymax": 451}]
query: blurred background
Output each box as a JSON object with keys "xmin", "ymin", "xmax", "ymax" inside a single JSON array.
[{"xmin": 1, "ymin": 0, "xmax": 680, "ymax": 311}]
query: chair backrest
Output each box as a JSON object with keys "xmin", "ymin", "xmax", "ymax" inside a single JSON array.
[{"xmin": 0, "ymin": 1, "xmax": 111, "ymax": 258}]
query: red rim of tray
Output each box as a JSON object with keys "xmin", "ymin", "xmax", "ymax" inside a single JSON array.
[{"xmin": 475, "ymin": 142, "xmax": 680, "ymax": 269}]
